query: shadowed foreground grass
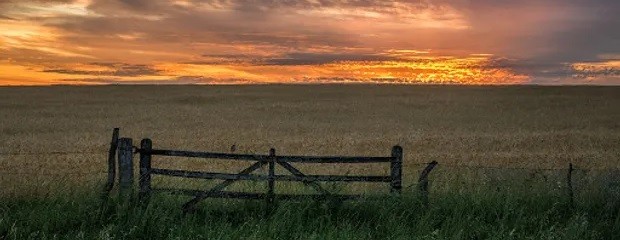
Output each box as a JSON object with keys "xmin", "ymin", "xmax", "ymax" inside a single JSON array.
[{"xmin": 1, "ymin": 187, "xmax": 619, "ymax": 240}]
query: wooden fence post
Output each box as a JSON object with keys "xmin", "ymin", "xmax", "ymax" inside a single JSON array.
[
  {"xmin": 418, "ymin": 161, "xmax": 438, "ymax": 205},
  {"xmin": 567, "ymin": 163, "xmax": 574, "ymax": 206},
  {"xmin": 390, "ymin": 145, "xmax": 403, "ymax": 194},
  {"xmin": 103, "ymin": 128, "xmax": 119, "ymax": 196},
  {"xmin": 118, "ymin": 138, "xmax": 134, "ymax": 199},
  {"xmin": 139, "ymin": 138, "xmax": 152, "ymax": 202},
  {"xmin": 267, "ymin": 148, "xmax": 276, "ymax": 210}
]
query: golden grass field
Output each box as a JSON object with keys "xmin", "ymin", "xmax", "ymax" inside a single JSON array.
[{"xmin": 1, "ymin": 85, "xmax": 619, "ymax": 197}]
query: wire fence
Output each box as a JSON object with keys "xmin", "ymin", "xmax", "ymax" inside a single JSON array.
[
  {"xmin": 2, "ymin": 151, "xmax": 618, "ymax": 199},
  {"xmin": 2, "ymin": 127, "xmax": 617, "ymax": 208},
  {"xmin": 0, "ymin": 171, "xmax": 107, "ymax": 176},
  {"xmin": 1, "ymin": 151, "xmax": 617, "ymax": 174},
  {"xmin": 0, "ymin": 151, "xmax": 103, "ymax": 155}
]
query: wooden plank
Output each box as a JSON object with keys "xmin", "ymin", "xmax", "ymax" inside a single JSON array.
[
  {"xmin": 277, "ymin": 193, "xmax": 363, "ymax": 201},
  {"xmin": 390, "ymin": 145, "xmax": 403, "ymax": 194},
  {"xmin": 275, "ymin": 174, "xmax": 391, "ymax": 182},
  {"xmin": 567, "ymin": 163, "xmax": 574, "ymax": 206},
  {"xmin": 155, "ymin": 188, "xmax": 364, "ymax": 201},
  {"xmin": 276, "ymin": 156, "xmax": 394, "ymax": 163},
  {"xmin": 182, "ymin": 161, "xmax": 265, "ymax": 212},
  {"xmin": 151, "ymin": 168, "xmax": 268, "ymax": 181},
  {"xmin": 139, "ymin": 138, "xmax": 152, "ymax": 201},
  {"xmin": 267, "ymin": 148, "xmax": 276, "ymax": 209},
  {"xmin": 148, "ymin": 149, "xmax": 269, "ymax": 161},
  {"xmin": 154, "ymin": 188, "xmax": 266, "ymax": 199},
  {"xmin": 103, "ymin": 128, "xmax": 119, "ymax": 195},
  {"xmin": 117, "ymin": 138, "xmax": 134, "ymax": 198},
  {"xmin": 147, "ymin": 149, "xmax": 392, "ymax": 163},
  {"xmin": 151, "ymin": 168, "xmax": 389, "ymax": 183}
]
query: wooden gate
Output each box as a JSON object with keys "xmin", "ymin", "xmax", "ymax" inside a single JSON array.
[{"xmin": 109, "ymin": 134, "xmax": 403, "ymax": 212}]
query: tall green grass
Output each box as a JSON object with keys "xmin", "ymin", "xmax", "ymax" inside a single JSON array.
[{"xmin": 1, "ymin": 186, "xmax": 618, "ymax": 239}]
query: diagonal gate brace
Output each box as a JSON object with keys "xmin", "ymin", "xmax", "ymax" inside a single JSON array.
[
  {"xmin": 277, "ymin": 161, "xmax": 330, "ymax": 195},
  {"xmin": 182, "ymin": 161, "xmax": 265, "ymax": 212}
]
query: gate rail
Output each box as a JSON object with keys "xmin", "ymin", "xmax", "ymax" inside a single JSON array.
[{"xmin": 104, "ymin": 129, "xmax": 403, "ymax": 212}]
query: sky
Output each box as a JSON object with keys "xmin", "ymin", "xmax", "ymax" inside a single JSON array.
[{"xmin": 0, "ymin": 0, "xmax": 618, "ymax": 85}]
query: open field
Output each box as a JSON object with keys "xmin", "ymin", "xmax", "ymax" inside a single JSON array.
[
  {"xmin": 1, "ymin": 85, "xmax": 619, "ymax": 239},
  {"xmin": 1, "ymin": 85, "xmax": 619, "ymax": 195}
]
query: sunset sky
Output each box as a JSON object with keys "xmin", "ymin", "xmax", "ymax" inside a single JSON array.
[{"xmin": 0, "ymin": 0, "xmax": 618, "ymax": 85}]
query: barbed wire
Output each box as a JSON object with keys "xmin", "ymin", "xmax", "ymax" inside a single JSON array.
[
  {"xmin": 0, "ymin": 171, "xmax": 107, "ymax": 176},
  {"xmin": 0, "ymin": 150, "xmax": 615, "ymax": 171},
  {"xmin": 0, "ymin": 151, "xmax": 102, "ymax": 156},
  {"xmin": 1, "ymin": 168, "xmax": 617, "ymax": 178},
  {"xmin": 410, "ymin": 163, "xmax": 620, "ymax": 171},
  {"xmin": 1, "ymin": 150, "xmax": 618, "ymax": 174},
  {"xmin": 430, "ymin": 164, "xmax": 566, "ymax": 171}
]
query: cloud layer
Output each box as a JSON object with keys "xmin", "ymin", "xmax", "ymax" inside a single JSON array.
[{"xmin": 0, "ymin": 0, "xmax": 618, "ymax": 85}]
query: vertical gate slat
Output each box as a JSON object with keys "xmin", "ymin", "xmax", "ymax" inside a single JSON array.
[
  {"xmin": 390, "ymin": 145, "xmax": 403, "ymax": 194},
  {"xmin": 139, "ymin": 138, "xmax": 152, "ymax": 201},
  {"xmin": 118, "ymin": 138, "xmax": 134, "ymax": 199},
  {"xmin": 267, "ymin": 148, "xmax": 276, "ymax": 209},
  {"xmin": 103, "ymin": 128, "xmax": 119, "ymax": 196}
]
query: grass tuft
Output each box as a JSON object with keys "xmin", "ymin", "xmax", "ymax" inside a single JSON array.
[{"xmin": 1, "ymin": 186, "xmax": 619, "ymax": 239}]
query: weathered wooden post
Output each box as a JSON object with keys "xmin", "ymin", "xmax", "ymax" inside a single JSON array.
[
  {"xmin": 390, "ymin": 145, "xmax": 403, "ymax": 194},
  {"xmin": 118, "ymin": 138, "xmax": 134, "ymax": 199},
  {"xmin": 418, "ymin": 161, "xmax": 438, "ymax": 205},
  {"xmin": 567, "ymin": 163, "xmax": 574, "ymax": 206},
  {"xmin": 139, "ymin": 138, "xmax": 152, "ymax": 202},
  {"xmin": 267, "ymin": 148, "xmax": 276, "ymax": 210},
  {"xmin": 103, "ymin": 128, "xmax": 119, "ymax": 196}
]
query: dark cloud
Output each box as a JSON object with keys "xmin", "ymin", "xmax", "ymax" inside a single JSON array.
[
  {"xmin": 0, "ymin": 0, "xmax": 76, "ymax": 3},
  {"xmin": 198, "ymin": 54, "xmax": 265, "ymax": 65},
  {"xmin": 468, "ymin": 0, "xmax": 619, "ymax": 61},
  {"xmin": 485, "ymin": 59, "xmax": 573, "ymax": 78},
  {"xmin": 97, "ymin": 0, "xmax": 435, "ymax": 13},
  {"xmin": 571, "ymin": 65, "xmax": 620, "ymax": 78},
  {"xmin": 453, "ymin": 0, "xmax": 619, "ymax": 84},
  {"xmin": 542, "ymin": 16, "xmax": 619, "ymax": 63},
  {"xmin": 49, "ymin": 2, "xmax": 362, "ymax": 50},
  {"xmin": 44, "ymin": 63, "xmax": 161, "ymax": 77},
  {"xmin": 60, "ymin": 0, "xmax": 617, "ymax": 62},
  {"xmin": 174, "ymin": 75, "xmax": 254, "ymax": 84},
  {"xmin": 86, "ymin": 0, "xmax": 167, "ymax": 14},
  {"xmin": 64, "ymin": 75, "xmax": 255, "ymax": 85},
  {"xmin": 200, "ymin": 52, "xmax": 397, "ymax": 65},
  {"xmin": 262, "ymin": 52, "xmax": 396, "ymax": 65},
  {"xmin": 221, "ymin": 32, "xmax": 359, "ymax": 48},
  {"xmin": 488, "ymin": 58, "xmax": 620, "ymax": 84},
  {"xmin": 204, "ymin": 0, "xmax": 429, "ymax": 12}
]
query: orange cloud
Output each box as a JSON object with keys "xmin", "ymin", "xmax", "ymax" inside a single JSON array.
[{"xmin": 0, "ymin": 0, "xmax": 618, "ymax": 85}]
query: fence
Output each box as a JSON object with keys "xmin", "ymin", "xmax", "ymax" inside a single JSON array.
[
  {"xmin": 93, "ymin": 128, "xmax": 617, "ymax": 212},
  {"xmin": 1, "ymin": 128, "xmax": 613, "ymax": 207},
  {"xmin": 104, "ymin": 129, "xmax": 443, "ymax": 212}
]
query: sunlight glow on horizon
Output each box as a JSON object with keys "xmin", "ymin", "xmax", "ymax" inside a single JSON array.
[{"xmin": 0, "ymin": 0, "xmax": 618, "ymax": 85}]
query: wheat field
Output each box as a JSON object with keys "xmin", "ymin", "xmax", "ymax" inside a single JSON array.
[
  {"xmin": 1, "ymin": 85, "xmax": 620, "ymax": 239},
  {"xmin": 0, "ymin": 85, "xmax": 619, "ymax": 197}
]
